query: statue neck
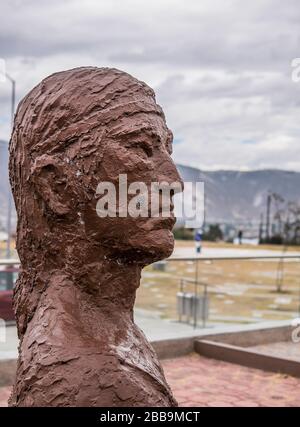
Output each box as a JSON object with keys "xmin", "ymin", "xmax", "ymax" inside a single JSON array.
[
  {"xmin": 48, "ymin": 256, "xmax": 142, "ymax": 320},
  {"xmin": 75, "ymin": 258, "xmax": 142, "ymax": 314},
  {"xmin": 17, "ymin": 240, "xmax": 144, "ymax": 337}
]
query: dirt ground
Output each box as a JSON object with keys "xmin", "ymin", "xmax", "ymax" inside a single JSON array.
[{"xmin": 136, "ymin": 240, "xmax": 300, "ymax": 323}]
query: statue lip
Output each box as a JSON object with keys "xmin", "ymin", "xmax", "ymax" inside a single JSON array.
[
  {"xmin": 148, "ymin": 215, "xmax": 176, "ymax": 230},
  {"xmin": 147, "ymin": 201, "xmax": 175, "ymax": 217}
]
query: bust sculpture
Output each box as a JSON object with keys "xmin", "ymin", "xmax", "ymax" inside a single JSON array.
[{"xmin": 8, "ymin": 67, "xmax": 182, "ymax": 406}]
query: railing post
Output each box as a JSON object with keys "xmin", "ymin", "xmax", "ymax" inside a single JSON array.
[{"xmin": 193, "ymin": 275, "xmax": 197, "ymax": 329}]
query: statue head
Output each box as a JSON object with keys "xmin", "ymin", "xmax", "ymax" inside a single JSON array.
[{"xmin": 10, "ymin": 67, "xmax": 183, "ymax": 273}]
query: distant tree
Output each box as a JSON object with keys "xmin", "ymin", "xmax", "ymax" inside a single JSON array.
[
  {"xmin": 262, "ymin": 193, "xmax": 300, "ymax": 246},
  {"xmin": 173, "ymin": 227, "xmax": 194, "ymax": 240},
  {"xmin": 287, "ymin": 202, "xmax": 300, "ymax": 245},
  {"xmin": 203, "ymin": 224, "xmax": 223, "ymax": 242}
]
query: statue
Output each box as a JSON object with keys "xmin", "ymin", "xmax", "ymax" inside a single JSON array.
[{"xmin": 8, "ymin": 67, "xmax": 183, "ymax": 406}]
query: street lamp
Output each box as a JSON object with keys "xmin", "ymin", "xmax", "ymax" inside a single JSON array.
[{"xmin": 0, "ymin": 71, "xmax": 16, "ymax": 258}]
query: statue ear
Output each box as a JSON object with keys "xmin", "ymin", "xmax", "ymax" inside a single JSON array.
[{"xmin": 31, "ymin": 155, "xmax": 71, "ymax": 216}]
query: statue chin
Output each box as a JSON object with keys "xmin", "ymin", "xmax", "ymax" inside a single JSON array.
[
  {"xmin": 134, "ymin": 217, "xmax": 177, "ymax": 262},
  {"xmin": 147, "ymin": 228, "xmax": 175, "ymax": 257}
]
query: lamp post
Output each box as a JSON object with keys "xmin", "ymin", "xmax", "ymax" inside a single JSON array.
[{"xmin": 0, "ymin": 72, "xmax": 16, "ymax": 258}]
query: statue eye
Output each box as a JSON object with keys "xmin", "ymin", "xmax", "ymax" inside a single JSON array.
[
  {"xmin": 139, "ymin": 142, "xmax": 153, "ymax": 157},
  {"xmin": 130, "ymin": 141, "xmax": 152, "ymax": 157},
  {"xmin": 125, "ymin": 140, "xmax": 153, "ymax": 157}
]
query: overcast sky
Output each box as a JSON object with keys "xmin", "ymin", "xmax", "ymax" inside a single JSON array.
[{"xmin": 1, "ymin": 0, "xmax": 300, "ymax": 170}]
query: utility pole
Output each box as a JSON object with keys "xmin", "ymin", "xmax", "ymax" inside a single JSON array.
[
  {"xmin": 0, "ymin": 70, "xmax": 16, "ymax": 259},
  {"xmin": 266, "ymin": 193, "xmax": 271, "ymax": 242},
  {"xmin": 259, "ymin": 213, "xmax": 264, "ymax": 243}
]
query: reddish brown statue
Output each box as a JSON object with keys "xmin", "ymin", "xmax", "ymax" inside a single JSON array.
[{"xmin": 8, "ymin": 67, "xmax": 182, "ymax": 406}]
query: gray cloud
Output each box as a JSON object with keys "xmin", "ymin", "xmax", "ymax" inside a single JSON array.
[{"xmin": 0, "ymin": 0, "xmax": 300, "ymax": 170}]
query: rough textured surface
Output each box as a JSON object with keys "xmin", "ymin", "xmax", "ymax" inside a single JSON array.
[{"xmin": 9, "ymin": 67, "xmax": 182, "ymax": 407}]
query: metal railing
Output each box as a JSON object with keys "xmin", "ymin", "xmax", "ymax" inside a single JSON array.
[{"xmin": 0, "ymin": 259, "xmax": 19, "ymax": 266}]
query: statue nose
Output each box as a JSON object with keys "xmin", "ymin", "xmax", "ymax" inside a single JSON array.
[{"xmin": 157, "ymin": 158, "xmax": 184, "ymax": 193}]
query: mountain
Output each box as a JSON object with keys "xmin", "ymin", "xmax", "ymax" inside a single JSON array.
[
  {"xmin": 0, "ymin": 147, "xmax": 300, "ymax": 231},
  {"xmin": 176, "ymin": 164, "xmax": 300, "ymax": 225}
]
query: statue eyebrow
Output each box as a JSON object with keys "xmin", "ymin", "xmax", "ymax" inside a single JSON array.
[{"xmin": 110, "ymin": 126, "xmax": 163, "ymax": 142}]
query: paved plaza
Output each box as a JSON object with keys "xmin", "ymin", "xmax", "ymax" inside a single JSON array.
[{"xmin": 163, "ymin": 353, "xmax": 300, "ymax": 407}]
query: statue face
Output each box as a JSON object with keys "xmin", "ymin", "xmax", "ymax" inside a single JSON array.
[{"xmin": 82, "ymin": 111, "xmax": 183, "ymax": 263}]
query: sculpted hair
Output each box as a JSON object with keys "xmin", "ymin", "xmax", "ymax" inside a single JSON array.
[{"xmin": 9, "ymin": 67, "xmax": 165, "ymax": 335}]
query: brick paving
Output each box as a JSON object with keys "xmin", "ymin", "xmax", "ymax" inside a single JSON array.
[
  {"xmin": 162, "ymin": 353, "xmax": 300, "ymax": 407},
  {"xmin": 1, "ymin": 353, "xmax": 300, "ymax": 407},
  {"xmin": 0, "ymin": 386, "xmax": 10, "ymax": 407}
]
